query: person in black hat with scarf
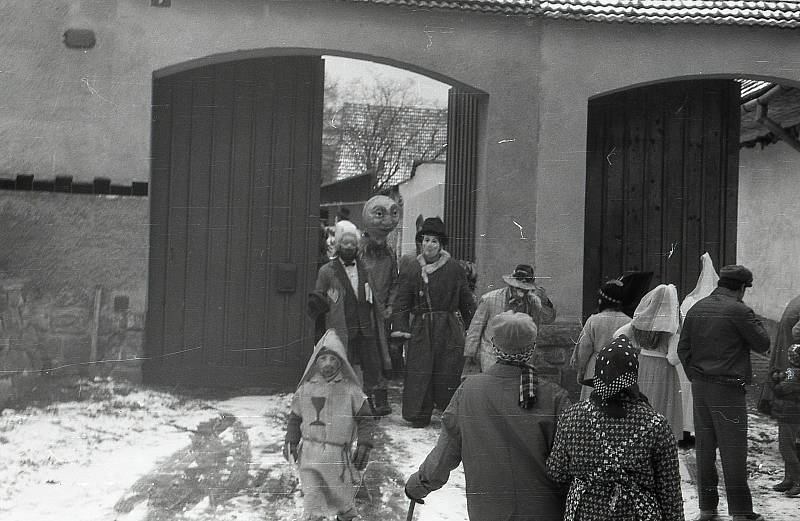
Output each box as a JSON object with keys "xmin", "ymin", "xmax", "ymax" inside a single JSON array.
[
  {"xmin": 678, "ymin": 265, "xmax": 770, "ymax": 521},
  {"xmin": 570, "ymin": 278, "xmax": 631, "ymax": 400},
  {"xmin": 391, "ymin": 217, "xmax": 476, "ymax": 428},
  {"xmin": 547, "ymin": 335, "xmax": 683, "ymax": 521},
  {"xmin": 405, "ymin": 311, "xmax": 570, "ymax": 520}
]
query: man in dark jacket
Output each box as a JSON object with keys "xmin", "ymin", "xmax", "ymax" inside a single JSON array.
[
  {"xmin": 678, "ymin": 265, "xmax": 770, "ymax": 521},
  {"xmin": 405, "ymin": 311, "xmax": 570, "ymax": 520},
  {"xmin": 311, "ymin": 227, "xmax": 390, "ymax": 416}
]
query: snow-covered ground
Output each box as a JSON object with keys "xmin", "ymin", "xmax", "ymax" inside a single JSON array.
[{"xmin": 0, "ymin": 379, "xmax": 798, "ymax": 520}]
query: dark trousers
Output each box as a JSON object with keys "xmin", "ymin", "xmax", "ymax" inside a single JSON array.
[
  {"xmin": 348, "ymin": 330, "xmax": 382, "ymax": 394},
  {"xmin": 692, "ymin": 379, "xmax": 754, "ymax": 516},
  {"xmin": 778, "ymin": 422, "xmax": 800, "ymax": 482}
]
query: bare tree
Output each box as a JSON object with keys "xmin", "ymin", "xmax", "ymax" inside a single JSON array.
[{"xmin": 324, "ymin": 74, "xmax": 447, "ymax": 192}]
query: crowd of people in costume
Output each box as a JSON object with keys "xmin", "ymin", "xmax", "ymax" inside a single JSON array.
[{"xmin": 290, "ymin": 201, "xmax": 795, "ymax": 521}]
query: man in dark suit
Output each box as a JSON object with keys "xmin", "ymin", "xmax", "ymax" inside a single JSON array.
[
  {"xmin": 310, "ymin": 225, "xmax": 390, "ymax": 416},
  {"xmin": 678, "ymin": 265, "xmax": 770, "ymax": 521}
]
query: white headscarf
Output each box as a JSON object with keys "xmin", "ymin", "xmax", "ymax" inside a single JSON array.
[
  {"xmin": 334, "ymin": 220, "xmax": 359, "ymax": 244},
  {"xmin": 680, "ymin": 252, "xmax": 719, "ymax": 317},
  {"xmin": 631, "ymin": 284, "xmax": 680, "ymax": 334}
]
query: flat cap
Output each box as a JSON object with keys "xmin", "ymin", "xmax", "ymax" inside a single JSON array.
[
  {"xmin": 489, "ymin": 310, "xmax": 538, "ymax": 355},
  {"xmin": 719, "ymin": 265, "xmax": 753, "ymax": 287}
]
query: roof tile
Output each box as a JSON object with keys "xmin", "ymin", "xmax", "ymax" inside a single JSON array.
[{"xmin": 344, "ymin": 0, "xmax": 800, "ymax": 27}]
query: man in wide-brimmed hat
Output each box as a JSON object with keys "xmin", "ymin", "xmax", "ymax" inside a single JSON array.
[
  {"xmin": 406, "ymin": 311, "xmax": 570, "ymax": 520},
  {"xmin": 463, "ymin": 263, "xmax": 556, "ymax": 377}
]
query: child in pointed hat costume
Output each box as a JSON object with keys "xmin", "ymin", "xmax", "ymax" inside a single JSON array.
[{"xmin": 284, "ymin": 329, "xmax": 375, "ymax": 521}]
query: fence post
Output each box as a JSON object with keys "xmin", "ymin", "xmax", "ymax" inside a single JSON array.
[
  {"xmin": 15, "ymin": 174, "xmax": 33, "ymax": 190},
  {"xmin": 93, "ymin": 177, "xmax": 111, "ymax": 195},
  {"xmin": 89, "ymin": 286, "xmax": 103, "ymax": 364},
  {"xmin": 54, "ymin": 176, "xmax": 73, "ymax": 193}
]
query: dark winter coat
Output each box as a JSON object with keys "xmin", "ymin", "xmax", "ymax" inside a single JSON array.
[
  {"xmin": 769, "ymin": 295, "xmax": 800, "ymax": 374},
  {"xmin": 677, "ymin": 287, "xmax": 770, "ymax": 384},
  {"xmin": 392, "ymin": 252, "xmax": 477, "ymax": 418},
  {"xmin": 772, "ymin": 373, "xmax": 800, "ymax": 423},
  {"xmin": 358, "ymin": 238, "xmax": 397, "ymax": 370},
  {"xmin": 406, "ymin": 363, "xmax": 571, "ymax": 521},
  {"xmin": 392, "ymin": 252, "xmax": 476, "ymax": 333}
]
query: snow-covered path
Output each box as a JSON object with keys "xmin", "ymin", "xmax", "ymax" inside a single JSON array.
[{"xmin": 1, "ymin": 380, "xmax": 798, "ymax": 520}]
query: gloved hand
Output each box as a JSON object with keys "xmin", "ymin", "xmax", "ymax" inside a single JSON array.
[
  {"xmin": 666, "ymin": 353, "xmax": 681, "ymax": 367},
  {"xmin": 404, "ymin": 482, "xmax": 425, "ymax": 505},
  {"xmin": 283, "ymin": 442, "xmax": 299, "ymax": 464},
  {"xmin": 352, "ymin": 443, "xmax": 371, "ymax": 471},
  {"xmin": 307, "ymin": 291, "xmax": 329, "ymax": 319}
]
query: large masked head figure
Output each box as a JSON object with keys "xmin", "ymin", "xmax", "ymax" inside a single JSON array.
[{"xmin": 362, "ymin": 195, "xmax": 400, "ymax": 245}]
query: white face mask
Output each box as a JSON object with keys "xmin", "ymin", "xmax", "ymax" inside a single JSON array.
[{"xmin": 421, "ymin": 235, "xmax": 441, "ymax": 260}]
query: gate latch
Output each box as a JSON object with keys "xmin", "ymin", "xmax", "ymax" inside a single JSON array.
[{"xmin": 276, "ymin": 263, "xmax": 297, "ymax": 293}]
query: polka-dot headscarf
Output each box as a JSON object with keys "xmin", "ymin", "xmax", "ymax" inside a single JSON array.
[{"xmin": 593, "ymin": 335, "xmax": 639, "ymax": 400}]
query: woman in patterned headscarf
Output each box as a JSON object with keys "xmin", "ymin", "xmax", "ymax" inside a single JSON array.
[{"xmin": 547, "ymin": 336, "xmax": 684, "ymax": 521}]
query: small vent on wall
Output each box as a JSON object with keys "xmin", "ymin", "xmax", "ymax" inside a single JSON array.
[{"xmin": 151, "ymin": 0, "xmax": 171, "ymax": 6}]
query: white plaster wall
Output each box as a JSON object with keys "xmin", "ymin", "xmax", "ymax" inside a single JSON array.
[
  {"xmin": 398, "ymin": 162, "xmax": 445, "ymax": 257},
  {"xmin": 738, "ymin": 141, "xmax": 800, "ymax": 321}
]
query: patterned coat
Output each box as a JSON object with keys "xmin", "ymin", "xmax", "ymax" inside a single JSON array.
[{"xmin": 547, "ymin": 399, "xmax": 684, "ymax": 521}]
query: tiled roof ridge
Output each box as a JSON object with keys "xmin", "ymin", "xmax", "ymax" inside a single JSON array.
[
  {"xmin": 343, "ymin": 0, "xmax": 800, "ymax": 28},
  {"xmin": 341, "ymin": 101, "xmax": 447, "ymax": 113}
]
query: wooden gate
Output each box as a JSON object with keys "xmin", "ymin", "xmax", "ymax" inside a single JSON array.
[
  {"xmin": 583, "ymin": 79, "xmax": 740, "ymax": 318},
  {"xmin": 146, "ymin": 56, "xmax": 324, "ymax": 388}
]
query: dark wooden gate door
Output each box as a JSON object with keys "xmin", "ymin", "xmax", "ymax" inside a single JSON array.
[
  {"xmin": 583, "ymin": 79, "xmax": 740, "ymax": 319},
  {"xmin": 444, "ymin": 88, "xmax": 483, "ymax": 262},
  {"xmin": 146, "ymin": 56, "xmax": 324, "ymax": 388}
]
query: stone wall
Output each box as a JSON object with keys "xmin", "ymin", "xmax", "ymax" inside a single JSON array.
[
  {"xmin": 0, "ymin": 191, "xmax": 148, "ymax": 405},
  {"xmin": 535, "ymin": 322, "xmax": 583, "ymax": 400}
]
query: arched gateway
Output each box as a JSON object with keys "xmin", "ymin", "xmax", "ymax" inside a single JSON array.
[{"xmin": 144, "ymin": 55, "xmax": 483, "ymax": 388}]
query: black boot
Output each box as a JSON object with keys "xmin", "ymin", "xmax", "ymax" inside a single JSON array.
[
  {"xmin": 388, "ymin": 340, "xmax": 406, "ymax": 380},
  {"xmin": 372, "ymin": 389, "xmax": 392, "ymax": 417}
]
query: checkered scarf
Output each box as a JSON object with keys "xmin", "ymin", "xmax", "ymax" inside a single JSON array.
[{"xmin": 492, "ymin": 344, "xmax": 538, "ymax": 409}]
